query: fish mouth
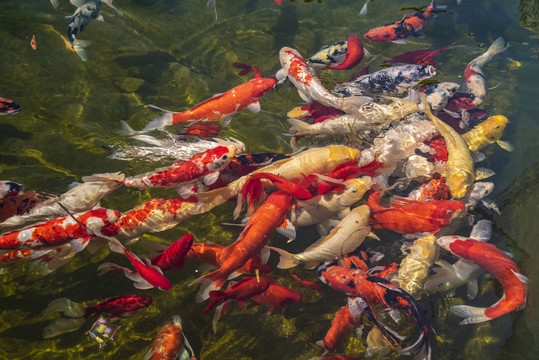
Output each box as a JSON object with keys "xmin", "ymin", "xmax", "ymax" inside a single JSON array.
[{"xmin": 450, "ymin": 209, "xmax": 464, "ymax": 221}]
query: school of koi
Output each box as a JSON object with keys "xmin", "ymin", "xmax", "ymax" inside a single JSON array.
[{"xmin": 0, "ymin": 1, "xmax": 526, "ymax": 359}]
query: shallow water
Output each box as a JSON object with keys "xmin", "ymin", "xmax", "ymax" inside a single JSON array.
[{"xmin": 0, "ymin": 0, "xmax": 538, "ymax": 359}]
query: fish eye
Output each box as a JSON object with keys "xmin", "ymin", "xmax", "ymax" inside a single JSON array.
[
  {"xmin": 495, "ymin": 125, "xmax": 500, "ymax": 129},
  {"xmin": 446, "ymin": 209, "xmax": 453, "ymax": 215},
  {"xmin": 222, "ymin": 155, "xmax": 228, "ymax": 160},
  {"xmin": 350, "ymin": 188, "xmax": 357, "ymax": 193}
]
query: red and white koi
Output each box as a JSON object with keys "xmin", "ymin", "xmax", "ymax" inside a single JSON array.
[
  {"xmin": 278, "ymin": 47, "xmax": 372, "ymax": 113},
  {"xmin": 144, "ymin": 64, "xmax": 275, "ymax": 131},
  {"xmin": 0, "ymin": 208, "xmax": 119, "ymax": 252},
  {"xmin": 104, "ymin": 237, "xmax": 172, "ymax": 290},
  {"xmin": 437, "ymin": 225, "xmax": 527, "ymax": 324}
]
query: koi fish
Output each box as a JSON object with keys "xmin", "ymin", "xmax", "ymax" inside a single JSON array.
[
  {"xmin": 333, "ymin": 64, "xmax": 436, "ymax": 96},
  {"xmin": 144, "ymin": 64, "xmax": 275, "ymax": 131},
  {"xmin": 389, "ymin": 235, "xmax": 438, "ymax": 299},
  {"xmin": 30, "ymin": 32, "xmax": 37, "ymax": 50},
  {"xmin": 278, "ymin": 47, "xmax": 372, "ymax": 113},
  {"xmin": 384, "ymin": 44, "xmax": 465, "ymax": 66},
  {"xmin": 437, "ymin": 226, "xmax": 527, "ymax": 324},
  {"xmin": 287, "ymin": 102, "xmax": 344, "ymax": 120},
  {"xmin": 67, "ymin": 0, "xmax": 104, "ymax": 61},
  {"xmin": 316, "ymin": 305, "xmax": 359, "ymax": 356},
  {"xmin": 288, "ymin": 272, "xmax": 323, "ymax": 292},
  {"xmin": 364, "ymin": 1, "xmax": 447, "ymax": 44},
  {"xmin": 0, "ymin": 208, "xmax": 120, "ymax": 251},
  {"xmin": 307, "ymin": 35, "xmax": 368, "ymax": 70},
  {"xmin": 100, "ymin": 197, "xmax": 198, "ymax": 241},
  {"xmin": 0, "ymin": 174, "xmax": 123, "ymax": 231},
  {"xmin": 368, "ymin": 191, "xmax": 465, "ymax": 234},
  {"xmin": 42, "ymin": 294, "xmax": 153, "ymax": 338},
  {"xmin": 104, "ymin": 238, "xmax": 172, "ymax": 290},
  {"xmin": 143, "ymin": 315, "xmax": 196, "ymax": 360},
  {"xmin": 177, "ymin": 122, "xmax": 222, "ymax": 139},
  {"xmin": 446, "ymin": 37, "xmax": 508, "ymax": 111},
  {"xmin": 424, "ymin": 106, "xmax": 477, "ymax": 198},
  {"xmin": 149, "ymin": 233, "xmax": 194, "ymax": 271},
  {"xmin": 462, "ymin": 115, "xmax": 512, "ymax": 152},
  {"xmin": 288, "ymin": 95, "xmax": 420, "ymax": 138},
  {"xmin": 463, "ymin": 182, "xmax": 494, "ymax": 210},
  {"xmin": 0, "ymin": 191, "xmax": 49, "ymax": 224},
  {"xmin": 0, "ymin": 97, "xmax": 21, "ymax": 115},
  {"xmin": 269, "ymin": 205, "xmax": 373, "ymax": 269},
  {"xmin": 202, "ymin": 276, "xmax": 273, "ymax": 315},
  {"xmin": 424, "ymin": 220, "xmax": 491, "ymax": 298},
  {"xmin": 190, "ymin": 191, "xmax": 292, "ymax": 300},
  {"xmin": 0, "ymin": 180, "xmax": 24, "ymax": 200},
  {"xmin": 111, "ymin": 140, "xmax": 244, "ymax": 191}
]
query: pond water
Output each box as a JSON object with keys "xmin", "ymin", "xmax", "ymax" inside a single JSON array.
[{"xmin": 0, "ymin": 0, "xmax": 538, "ymax": 359}]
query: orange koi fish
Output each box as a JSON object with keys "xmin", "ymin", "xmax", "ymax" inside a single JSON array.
[
  {"xmin": 105, "ymin": 238, "xmax": 172, "ymax": 290},
  {"xmin": 30, "ymin": 32, "xmax": 37, "ymax": 50},
  {"xmin": 143, "ymin": 315, "xmax": 196, "ymax": 360},
  {"xmin": 367, "ymin": 191, "xmax": 465, "ymax": 234},
  {"xmin": 144, "ymin": 64, "xmax": 275, "ymax": 131},
  {"xmin": 316, "ymin": 305, "xmax": 359, "ymax": 356},
  {"xmin": 190, "ymin": 191, "xmax": 292, "ymax": 300},
  {"xmin": 202, "ymin": 276, "xmax": 273, "ymax": 315},
  {"xmin": 288, "ymin": 271, "xmax": 323, "ymax": 292},
  {"xmin": 364, "ymin": 1, "xmax": 446, "ymax": 44},
  {"xmin": 0, "ymin": 208, "xmax": 119, "ymax": 251},
  {"xmin": 437, "ymin": 235, "xmax": 527, "ymax": 324}
]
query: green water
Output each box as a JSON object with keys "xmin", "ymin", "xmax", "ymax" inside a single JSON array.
[{"xmin": 0, "ymin": 0, "xmax": 538, "ymax": 359}]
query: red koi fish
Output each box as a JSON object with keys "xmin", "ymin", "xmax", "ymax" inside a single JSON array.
[
  {"xmin": 316, "ymin": 305, "xmax": 359, "ymax": 355},
  {"xmin": 384, "ymin": 43, "xmax": 463, "ymax": 66},
  {"xmin": 190, "ymin": 191, "xmax": 292, "ymax": 300},
  {"xmin": 249, "ymin": 283, "xmax": 303, "ymax": 314},
  {"xmin": 144, "ymin": 64, "xmax": 275, "ymax": 131},
  {"xmin": 106, "ymin": 238, "xmax": 172, "ymax": 290},
  {"xmin": 327, "ymin": 35, "xmax": 367, "ymax": 70},
  {"xmin": 143, "ymin": 315, "xmax": 196, "ymax": 360},
  {"xmin": 41, "ymin": 294, "xmax": 153, "ymax": 338},
  {"xmin": 149, "ymin": 233, "xmax": 194, "ymax": 271},
  {"xmin": 113, "ymin": 141, "xmax": 243, "ymax": 190},
  {"xmin": 187, "ymin": 242, "xmax": 272, "ymax": 276},
  {"xmin": 424, "ymin": 135, "xmax": 448, "ymax": 162},
  {"xmin": 0, "ymin": 97, "xmax": 21, "ymax": 115},
  {"xmin": 364, "ymin": 1, "xmax": 446, "ymax": 44},
  {"xmin": 437, "ymin": 235, "xmax": 527, "ymax": 324},
  {"xmin": 318, "ymin": 262, "xmax": 431, "ymax": 359},
  {"xmin": 0, "ymin": 191, "xmax": 50, "ymax": 222},
  {"xmin": 0, "ymin": 208, "xmax": 120, "ymax": 251},
  {"xmin": 202, "ymin": 276, "xmax": 273, "ymax": 315},
  {"xmin": 368, "ymin": 191, "xmax": 465, "ymax": 234}
]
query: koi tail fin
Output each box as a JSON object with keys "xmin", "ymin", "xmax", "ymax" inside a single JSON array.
[
  {"xmin": 190, "ymin": 270, "xmax": 228, "ymax": 302},
  {"xmin": 202, "ymin": 290, "xmax": 227, "ymax": 315},
  {"xmin": 81, "ymin": 171, "xmax": 125, "ymax": 184},
  {"xmin": 486, "ymin": 37, "xmax": 509, "ymax": 57},
  {"xmin": 315, "ymin": 339, "xmax": 330, "ymax": 358},
  {"xmin": 212, "ymin": 300, "xmax": 233, "ymax": 333},
  {"xmin": 266, "ymin": 246, "xmax": 300, "ymax": 269},
  {"xmin": 450, "ymin": 304, "xmax": 490, "ymax": 324},
  {"xmin": 41, "ymin": 297, "xmax": 85, "ymax": 319},
  {"xmin": 73, "ymin": 39, "xmax": 92, "ymax": 62},
  {"xmin": 143, "ymin": 111, "xmax": 174, "ymax": 132},
  {"xmin": 335, "ymin": 95, "xmax": 373, "ymax": 114},
  {"xmin": 41, "ymin": 298, "xmax": 86, "ymax": 338},
  {"xmin": 287, "ymin": 118, "xmax": 312, "ymax": 136},
  {"xmin": 232, "ymin": 63, "xmax": 263, "ymax": 78},
  {"xmin": 97, "ymin": 261, "xmax": 129, "ymax": 275}
]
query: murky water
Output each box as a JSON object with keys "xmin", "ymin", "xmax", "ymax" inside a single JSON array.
[{"xmin": 0, "ymin": 0, "xmax": 538, "ymax": 359}]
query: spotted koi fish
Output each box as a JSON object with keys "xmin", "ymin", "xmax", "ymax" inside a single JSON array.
[
  {"xmin": 278, "ymin": 47, "xmax": 372, "ymax": 113},
  {"xmin": 0, "ymin": 208, "xmax": 119, "ymax": 252},
  {"xmin": 307, "ymin": 35, "xmax": 368, "ymax": 70},
  {"xmin": 364, "ymin": 1, "xmax": 447, "ymax": 44}
]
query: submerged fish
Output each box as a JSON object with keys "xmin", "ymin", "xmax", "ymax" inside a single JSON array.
[
  {"xmin": 0, "ymin": 97, "xmax": 21, "ymax": 115},
  {"xmin": 67, "ymin": 0, "xmax": 103, "ymax": 61},
  {"xmin": 143, "ymin": 315, "xmax": 196, "ymax": 360}
]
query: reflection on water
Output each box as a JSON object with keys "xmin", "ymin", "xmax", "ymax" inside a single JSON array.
[{"xmin": 0, "ymin": 0, "xmax": 538, "ymax": 359}]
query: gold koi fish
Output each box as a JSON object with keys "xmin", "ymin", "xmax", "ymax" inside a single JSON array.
[{"xmin": 462, "ymin": 115, "xmax": 512, "ymax": 152}]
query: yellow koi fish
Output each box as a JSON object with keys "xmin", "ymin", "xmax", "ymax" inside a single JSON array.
[{"xmin": 462, "ymin": 115, "xmax": 512, "ymax": 152}]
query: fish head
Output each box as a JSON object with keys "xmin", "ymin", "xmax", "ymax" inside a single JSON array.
[
  {"xmin": 481, "ymin": 115, "xmax": 508, "ymax": 142},
  {"xmin": 337, "ymin": 177, "xmax": 373, "ymax": 207},
  {"xmin": 252, "ymin": 78, "xmax": 277, "ymax": 98},
  {"xmin": 433, "ymin": 200, "xmax": 466, "ymax": 221},
  {"xmin": 363, "ymin": 27, "xmax": 392, "ymax": 42},
  {"xmin": 466, "ymin": 182, "xmax": 494, "ymax": 203},
  {"xmin": 205, "ymin": 145, "xmax": 237, "ymax": 171}
]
